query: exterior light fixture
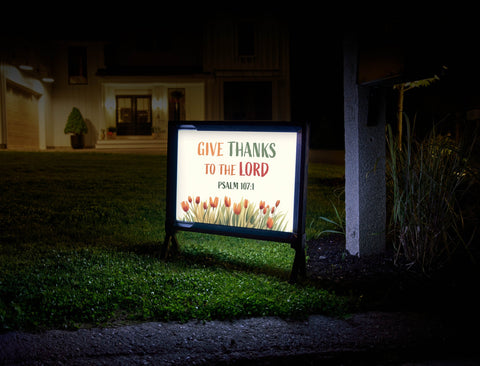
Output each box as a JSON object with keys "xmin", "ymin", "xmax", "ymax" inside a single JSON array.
[{"xmin": 19, "ymin": 64, "xmax": 34, "ymax": 71}]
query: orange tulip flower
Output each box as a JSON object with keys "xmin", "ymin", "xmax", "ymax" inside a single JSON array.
[
  {"xmin": 210, "ymin": 196, "xmax": 219, "ymax": 208},
  {"xmin": 188, "ymin": 196, "xmax": 192, "ymax": 203},
  {"xmin": 267, "ymin": 217, "xmax": 274, "ymax": 229},
  {"xmin": 243, "ymin": 199, "xmax": 248, "ymax": 208},
  {"xmin": 195, "ymin": 196, "xmax": 200, "ymax": 204},
  {"xmin": 271, "ymin": 207, "xmax": 275, "ymax": 214},
  {"xmin": 259, "ymin": 201, "xmax": 265, "ymax": 210},
  {"xmin": 224, "ymin": 196, "xmax": 231, "ymax": 207},
  {"xmin": 181, "ymin": 201, "xmax": 189, "ymax": 212},
  {"xmin": 276, "ymin": 200, "xmax": 280, "ymax": 207},
  {"xmin": 203, "ymin": 201, "xmax": 208, "ymax": 210},
  {"xmin": 233, "ymin": 202, "xmax": 242, "ymax": 215},
  {"xmin": 263, "ymin": 207, "xmax": 267, "ymax": 215}
]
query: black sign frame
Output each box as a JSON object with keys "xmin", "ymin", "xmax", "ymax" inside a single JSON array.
[{"xmin": 162, "ymin": 121, "xmax": 309, "ymax": 282}]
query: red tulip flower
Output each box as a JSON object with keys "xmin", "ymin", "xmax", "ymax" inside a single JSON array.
[
  {"xmin": 259, "ymin": 201, "xmax": 265, "ymax": 210},
  {"xmin": 181, "ymin": 201, "xmax": 189, "ymax": 212},
  {"xmin": 276, "ymin": 200, "xmax": 280, "ymax": 207},
  {"xmin": 188, "ymin": 196, "xmax": 192, "ymax": 203},
  {"xmin": 267, "ymin": 217, "xmax": 274, "ymax": 229},
  {"xmin": 224, "ymin": 196, "xmax": 231, "ymax": 207},
  {"xmin": 233, "ymin": 202, "xmax": 242, "ymax": 215},
  {"xmin": 195, "ymin": 196, "xmax": 200, "ymax": 204},
  {"xmin": 243, "ymin": 199, "xmax": 248, "ymax": 208},
  {"xmin": 203, "ymin": 201, "xmax": 208, "ymax": 210}
]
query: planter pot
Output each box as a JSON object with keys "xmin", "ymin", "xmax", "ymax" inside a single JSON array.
[{"xmin": 70, "ymin": 134, "xmax": 85, "ymax": 149}]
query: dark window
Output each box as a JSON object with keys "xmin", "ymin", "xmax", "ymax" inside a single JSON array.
[
  {"xmin": 68, "ymin": 47, "xmax": 87, "ymax": 84},
  {"xmin": 224, "ymin": 82, "xmax": 272, "ymax": 121},
  {"xmin": 238, "ymin": 22, "xmax": 255, "ymax": 56}
]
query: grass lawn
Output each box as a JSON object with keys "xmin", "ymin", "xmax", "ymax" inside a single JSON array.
[{"xmin": 0, "ymin": 151, "xmax": 347, "ymax": 331}]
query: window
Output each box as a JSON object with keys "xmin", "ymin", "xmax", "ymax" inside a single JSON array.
[
  {"xmin": 116, "ymin": 95, "xmax": 152, "ymax": 136},
  {"xmin": 168, "ymin": 88, "xmax": 186, "ymax": 121},
  {"xmin": 238, "ymin": 22, "xmax": 255, "ymax": 56},
  {"xmin": 68, "ymin": 47, "xmax": 87, "ymax": 85},
  {"xmin": 224, "ymin": 82, "xmax": 272, "ymax": 121}
]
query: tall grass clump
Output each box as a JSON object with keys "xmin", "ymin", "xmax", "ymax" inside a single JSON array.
[{"xmin": 386, "ymin": 117, "xmax": 477, "ymax": 274}]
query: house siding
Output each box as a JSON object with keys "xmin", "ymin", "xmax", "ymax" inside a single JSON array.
[
  {"xmin": 50, "ymin": 42, "xmax": 105, "ymax": 148},
  {"xmin": 1, "ymin": 14, "xmax": 290, "ymax": 150}
]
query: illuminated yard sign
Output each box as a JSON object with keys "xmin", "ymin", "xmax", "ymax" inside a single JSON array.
[{"xmin": 163, "ymin": 121, "xmax": 309, "ymax": 281}]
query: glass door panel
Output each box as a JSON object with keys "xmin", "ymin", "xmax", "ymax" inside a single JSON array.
[{"xmin": 116, "ymin": 95, "xmax": 152, "ymax": 136}]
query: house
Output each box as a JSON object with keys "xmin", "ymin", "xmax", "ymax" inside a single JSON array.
[{"xmin": 0, "ymin": 14, "xmax": 291, "ymax": 151}]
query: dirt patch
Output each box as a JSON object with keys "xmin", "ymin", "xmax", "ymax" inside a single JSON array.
[{"xmin": 306, "ymin": 234, "xmax": 480, "ymax": 313}]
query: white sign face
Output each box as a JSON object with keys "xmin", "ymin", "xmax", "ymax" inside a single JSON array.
[{"xmin": 176, "ymin": 129, "xmax": 298, "ymax": 233}]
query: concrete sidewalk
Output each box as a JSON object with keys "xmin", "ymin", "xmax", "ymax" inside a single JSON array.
[{"xmin": 1, "ymin": 312, "xmax": 479, "ymax": 365}]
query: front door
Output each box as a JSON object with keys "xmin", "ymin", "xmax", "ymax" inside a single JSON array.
[{"xmin": 116, "ymin": 95, "xmax": 152, "ymax": 136}]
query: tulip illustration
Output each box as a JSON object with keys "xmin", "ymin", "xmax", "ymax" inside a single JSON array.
[
  {"xmin": 233, "ymin": 202, "xmax": 242, "ymax": 215},
  {"xmin": 267, "ymin": 217, "xmax": 274, "ymax": 229},
  {"xmin": 178, "ymin": 195, "xmax": 288, "ymax": 231},
  {"xmin": 209, "ymin": 196, "xmax": 219, "ymax": 208}
]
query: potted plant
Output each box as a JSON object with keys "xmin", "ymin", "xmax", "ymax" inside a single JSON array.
[
  {"xmin": 64, "ymin": 107, "xmax": 88, "ymax": 149},
  {"xmin": 107, "ymin": 126, "xmax": 117, "ymax": 139}
]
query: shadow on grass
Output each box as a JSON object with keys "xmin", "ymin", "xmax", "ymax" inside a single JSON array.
[
  {"xmin": 118, "ymin": 240, "xmax": 292, "ymax": 282},
  {"xmin": 177, "ymin": 250, "xmax": 292, "ymax": 281}
]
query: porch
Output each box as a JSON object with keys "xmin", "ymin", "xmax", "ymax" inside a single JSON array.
[{"xmin": 95, "ymin": 135, "xmax": 167, "ymax": 154}]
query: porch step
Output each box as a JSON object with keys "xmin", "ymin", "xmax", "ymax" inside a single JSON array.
[{"xmin": 95, "ymin": 138, "xmax": 167, "ymax": 153}]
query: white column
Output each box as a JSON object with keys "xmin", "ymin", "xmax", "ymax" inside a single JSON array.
[{"xmin": 343, "ymin": 34, "xmax": 386, "ymax": 256}]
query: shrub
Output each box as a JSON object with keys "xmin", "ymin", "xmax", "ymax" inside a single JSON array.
[
  {"xmin": 64, "ymin": 107, "xmax": 88, "ymax": 135},
  {"xmin": 386, "ymin": 117, "xmax": 477, "ymax": 274}
]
